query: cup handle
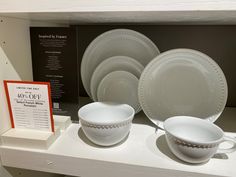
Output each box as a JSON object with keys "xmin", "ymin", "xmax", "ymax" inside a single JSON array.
[{"xmin": 217, "ymin": 136, "xmax": 236, "ymax": 154}]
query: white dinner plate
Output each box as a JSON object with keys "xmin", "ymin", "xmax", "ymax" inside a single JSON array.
[
  {"xmin": 81, "ymin": 29, "xmax": 160, "ymax": 97},
  {"xmin": 90, "ymin": 56, "xmax": 144, "ymax": 101},
  {"xmin": 138, "ymin": 48, "xmax": 228, "ymax": 128},
  {"xmin": 97, "ymin": 71, "xmax": 141, "ymax": 113}
]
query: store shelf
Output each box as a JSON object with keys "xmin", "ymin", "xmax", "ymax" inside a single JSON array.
[
  {"xmin": 1, "ymin": 2, "xmax": 236, "ymax": 175},
  {"xmin": 1, "ymin": 0, "xmax": 236, "ymax": 24},
  {"xmin": 1, "ymin": 105, "xmax": 236, "ymax": 177}
]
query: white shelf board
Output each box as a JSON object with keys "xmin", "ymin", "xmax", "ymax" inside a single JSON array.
[
  {"xmin": 1, "ymin": 0, "xmax": 236, "ymax": 24},
  {"xmin": 1, "ymin": 107, "xmax": 236, "ymax": 177}
]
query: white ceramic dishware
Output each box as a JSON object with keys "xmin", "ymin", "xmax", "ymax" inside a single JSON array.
[
  {"xmin": 97, "ymin": 71, "xmax": 141, "ymax": 113},
  {"xmin": 138, "ymin": 48, "xmax": 228, "ymax": 128},
  {"xmin": 90, "ymin": 56, "xmax": 144, "ymax": 101},
  {"xmin": 81, "ymin": 29, "xmax": 160, "ymax": 97},
  {"xmin": 78, "ymin": 102, "xmax": 134, "ymax": 146},
  {"xmin": 164, "ymin": 116, "xmax": 236, "ymax": 163}
]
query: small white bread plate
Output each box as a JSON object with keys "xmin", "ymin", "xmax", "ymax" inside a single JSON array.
[
  {"xmin": 97, "ymin": 71, "xmax": 141, "ymax": 113},
  {"xmin": 138, "ymin": 48, "xmax": 228, "ymax": 128},
  {"xmin": 90, "ymin": 55, "xmax": 144, "ymax": 101},
  {"xmin": 81, "ymin": 29, "xmax": 160, "ymax": 97}
]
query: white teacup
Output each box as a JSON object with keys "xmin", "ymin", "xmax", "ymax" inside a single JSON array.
[{"xmin": 164, "ymin": 116, "xmax": 236, "ymax": 163}]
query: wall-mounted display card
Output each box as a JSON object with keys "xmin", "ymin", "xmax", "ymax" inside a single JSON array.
[
  {"xmin": 30, "ymin": 27, "xmax": 79, "ymax": 121},
  {"xmin": 4, "ymin": 80, "xmax": 54, "ymax": 132}
]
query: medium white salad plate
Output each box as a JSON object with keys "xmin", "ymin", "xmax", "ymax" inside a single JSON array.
[
  {"xmin": 97, "ymin": 71, "xmax": 141, "ymax": 113},
  {"xmin": 138, "ymin": 48, "xmax": 228, "ymax": 128},
  {"xmin": 90, "ymin": 56, "xmax": 144, "ymax": 101},
  {"xmin": 81, "ymin": 29, "xmax": 160, "ymax": 97}
]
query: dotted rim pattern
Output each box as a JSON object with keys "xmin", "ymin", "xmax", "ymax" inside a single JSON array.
[
  {"xmin": 138, "ymin": 48, "xmax": 228, "ymax": 128},
  {"xmin": 90, "ymin": 55, "xmax": 144, "ymax": 101},
  {"xmin": 81, "ymin": 28, "xmax": 160, "ymax": 97},
  {"xmin": 167, "ymin": 133, "xmax": 219, "ymax": 149},
  {"xmin": 80, "ymin": 119, "xmax": 132, "ymax": 129}
]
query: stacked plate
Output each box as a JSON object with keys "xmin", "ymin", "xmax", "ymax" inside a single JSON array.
[
  {"xmin": 81, "ymin": 29, "xmax": 160, "ymax": 113},
  {"xmin": 81, "ymin": 29, "xmax": 228, "ymax": 125}
]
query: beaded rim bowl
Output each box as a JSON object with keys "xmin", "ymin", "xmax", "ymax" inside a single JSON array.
[
  {"xmin": 78, "ymin": 102, "xmax": 135, "ymax": 126},
  {"xmin": 78, "ymin": 102, "xmax": 134, "ymax": 146}
]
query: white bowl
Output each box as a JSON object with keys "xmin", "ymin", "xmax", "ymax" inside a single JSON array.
[
  {"xmin": 164, "ymin": 116, "xmax": 236, "ymax": 163},
  {"xmin": 78, "ymin": 102, "xmax": 134, "ymax": 146}
]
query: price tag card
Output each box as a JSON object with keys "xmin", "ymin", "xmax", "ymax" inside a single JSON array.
[{"xmin": 4, "ymin": 80, "xmax": 54, "ymax": 132}]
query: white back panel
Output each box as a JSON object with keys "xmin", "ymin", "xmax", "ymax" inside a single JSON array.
[{"xmin": 0, "ymin": 46, "xmax": 21, "ymax": 136}]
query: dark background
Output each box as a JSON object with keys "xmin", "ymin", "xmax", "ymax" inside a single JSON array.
[
  {"xmin": 76, "ymin": 25, "xmax": 236, "ymax": 107},
  {"xmin": 30, "ymin": 27, "xmax": 79, "ymax": 120}
]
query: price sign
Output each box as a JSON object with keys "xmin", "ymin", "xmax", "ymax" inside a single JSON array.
[{"xmin": 4, "ymin": 80, "xmax": 54, "ymax": 132}]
